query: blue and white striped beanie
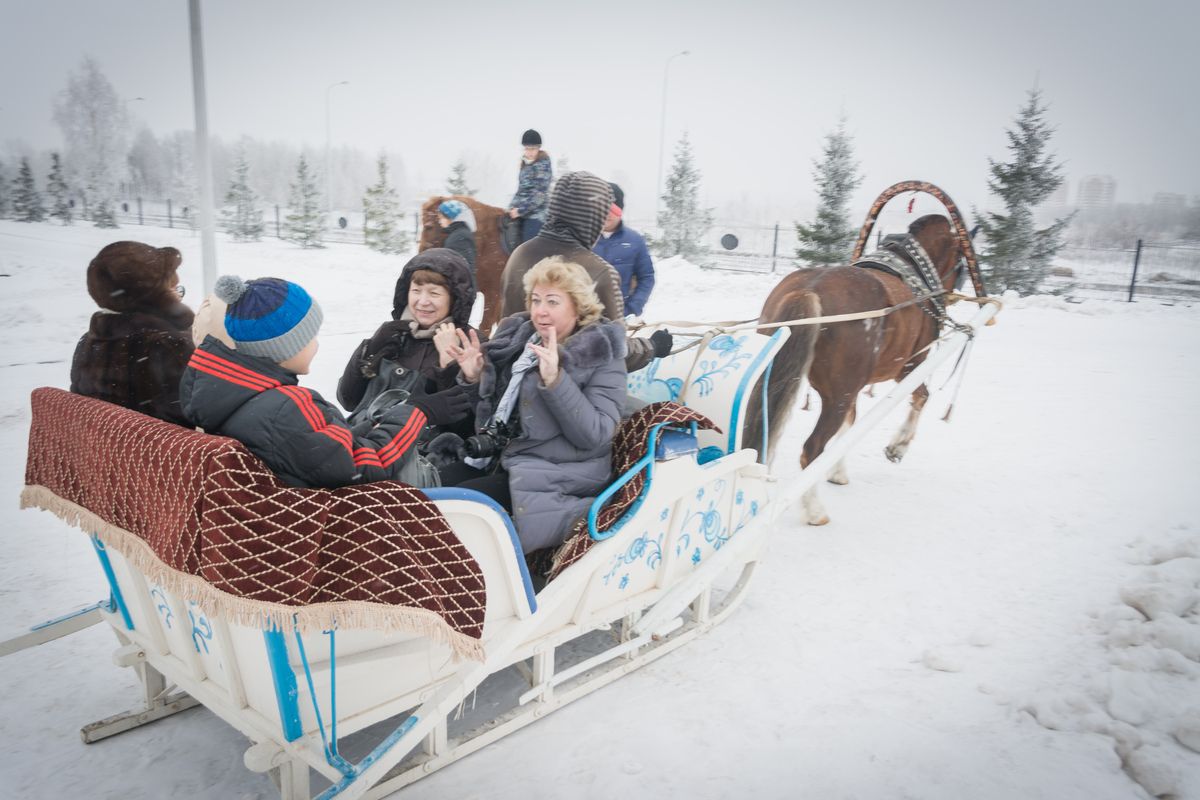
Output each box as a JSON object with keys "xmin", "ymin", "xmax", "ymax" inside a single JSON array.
[
  {"xmin": 438, "ymin": 199, "xmax": 466, "ymax": 220},
  {"xmin": 214, "ymin": 275, "xmax": 323, "ymax": 362}
]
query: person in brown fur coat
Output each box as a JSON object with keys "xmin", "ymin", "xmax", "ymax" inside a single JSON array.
[{"xmin": 70, "ymin": 241, "xmax": 195, "ymax": 426}]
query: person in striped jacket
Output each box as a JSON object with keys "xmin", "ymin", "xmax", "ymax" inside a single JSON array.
[{"xmin": 180, "ymin": 275, "xmax": 470, "ymax": 488}]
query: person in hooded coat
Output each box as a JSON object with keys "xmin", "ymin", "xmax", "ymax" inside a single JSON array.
[
  {"xmin": 498, "ymin": 171, "xmax": 670, "ymax": 373},
  {"xmin": 337, "ymin": 248, "xmax": 478, "ymax": 435},
  {"xmin": 70, "ymin": 240, "xmax": 195, "ymax": 426}
]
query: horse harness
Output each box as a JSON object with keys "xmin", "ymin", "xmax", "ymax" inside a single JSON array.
[{"xmin": 852, "ymin": 234, "xmax": 968, "ymax": 335}]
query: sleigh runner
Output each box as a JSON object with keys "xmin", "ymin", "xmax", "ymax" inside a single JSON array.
[{"xmin": 12, "ymin": 326, "xmax": 789, "ymax": 799}]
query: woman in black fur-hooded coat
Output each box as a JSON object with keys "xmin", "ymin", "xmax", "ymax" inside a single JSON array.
[
  {"xmin": 337, "ymin": 247, "xmax": 478, "ymax": 412},
  {"xmin": 70, "ymin": 241, "xmax": 195, "ymax": 426}
]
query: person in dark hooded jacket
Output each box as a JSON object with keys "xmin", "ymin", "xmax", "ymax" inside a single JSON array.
[
  {"xmin": 70, "ymin": 240, "xmax": 195, "ymax": 426},
  {"xmin": 499, "ymin": 171, "xmax": 671, "ymax": 373},
  {"xmin": 436, "ymin": 199, "xmax": 477, "ymax": 274},
  {"xmin": 181, "ymin": 275, "xmax": 467, "ymax": 489},
  {"xmin": 337, "ymin": 248, "xmax": 479, "ymax": 422}
]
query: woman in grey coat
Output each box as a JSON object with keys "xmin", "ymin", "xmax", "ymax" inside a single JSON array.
[{"xmin": 445, "ymin": 256, "xmax": 627, "ymax": 552}]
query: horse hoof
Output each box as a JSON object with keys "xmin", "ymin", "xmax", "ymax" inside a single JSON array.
[
  {"xmin": 807, "ymin": 515, "xmax": 830, "ymax": 526},
  {"xmin": 827, "ymin": 475, "xmax": 849, "ymax": 486},
  {"xmin": 885, "ymin": 446, "xmax": 905, "ymax": 463}
]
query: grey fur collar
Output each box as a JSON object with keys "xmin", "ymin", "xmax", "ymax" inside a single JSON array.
[{"xmin": 478, "ymin": 315, "xmax": 626, "ymax": 408}]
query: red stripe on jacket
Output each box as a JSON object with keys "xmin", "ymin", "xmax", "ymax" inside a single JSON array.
[
  {"xmin": 188, "ymin": 357, "xmax": 275, "ymax": 393},
  {"xmin": 189, "ymin": 350, "xmax": 281, "ymax": 391},
  {"xmin": 275, "ymin": 385, "xmax": 425, "ymax": 469}
]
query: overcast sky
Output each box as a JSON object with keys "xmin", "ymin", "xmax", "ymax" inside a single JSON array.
[{"xmin": 3, "ymin": 0, "xmax": 1197, "ymax": 222}]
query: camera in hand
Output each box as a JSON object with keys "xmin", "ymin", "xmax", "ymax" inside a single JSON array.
[{"xmin": 462, "ymin": 420, "xmax": 518, "ymax": 459}]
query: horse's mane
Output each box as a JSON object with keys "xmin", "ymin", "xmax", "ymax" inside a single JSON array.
[{"xmin": 908, "ymin": 214, "xmax": 951, "ymax": 237}]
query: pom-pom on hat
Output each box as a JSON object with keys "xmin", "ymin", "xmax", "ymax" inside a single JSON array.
[
  {"xmin": 214, "ymin": 275, "xmax": 323, "ymax": 362},
  {"xmin": 438, "ymin": 199, "xmax": 466, "ymax": 220},
  {"xmin": 87, "ymin": 241, "xmax": 183, "ymax": 312},
  {"xmin": 521, "ymin": 129, "xmax": 542, "ymax": 147}
]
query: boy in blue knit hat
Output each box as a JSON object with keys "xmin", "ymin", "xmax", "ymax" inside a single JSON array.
[
  {"xmin": 180, "ymin": 275, "xmax": 471, "ymax": 488},
  {"xmin": 436, "ymin": 199, "xmax": 477, "ymax": 274}
]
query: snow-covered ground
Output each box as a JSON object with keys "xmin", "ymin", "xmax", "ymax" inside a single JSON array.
[{"xmin": 1, "ymin": 219, "xmax": 1198, "ymax": 799}]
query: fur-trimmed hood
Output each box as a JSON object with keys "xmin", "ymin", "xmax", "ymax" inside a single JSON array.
[
  {"xmin": 476, "ymin": 314, "xmax": 625, "ymax": 423},
  {"xmin": 391, "ymin": 248, "xmax": 477, "ymax": 329}
]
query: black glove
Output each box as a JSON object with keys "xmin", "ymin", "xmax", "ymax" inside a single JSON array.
[
  {"xmin": 406, "ymin": 382, "xmax": 474, "ymax": 427},
  {"xmin": 649, "ymin": 329, "xmax": 673, "ymax": 358},
  {"xmin": 361, "ymin": 322, "xmax": 409, "ymax": 378}
]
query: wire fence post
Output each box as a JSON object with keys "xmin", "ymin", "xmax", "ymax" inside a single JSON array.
[
  {"xmin": 167, "ymin": 199, "xmax": 173, "ymax": 229},
  {"xmin": 770, "ymin": 223, "xmax": 780, "ymax": 273},
  {"xmin": 275, "ymin": 205, "xmax": 281, "ymax": 239},
  {"xmin": 137, "ymin": 197, "xmax": 143, "ymax": 225},
  {"xmin": 1128, "ymin": 238, "xmax": 1143, "ymax": 302}
]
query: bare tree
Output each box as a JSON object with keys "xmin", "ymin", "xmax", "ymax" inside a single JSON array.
[{"xmin": 52, "ymin": 57, "xmax": 129, "ymax": 227}]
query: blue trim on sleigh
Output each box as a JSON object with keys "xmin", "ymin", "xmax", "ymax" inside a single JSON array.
[{"xmin": 422, "ymin": 486, "xmax": 537, "ymax": 614}]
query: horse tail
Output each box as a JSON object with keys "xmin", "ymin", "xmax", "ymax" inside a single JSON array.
[{"xmin": 743, "ymin": 290, "xmax": 822, "ymax": 464}]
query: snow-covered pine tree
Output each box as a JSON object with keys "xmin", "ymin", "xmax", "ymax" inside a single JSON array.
[
  {"xmin": 0, "ymin": 161, "xmax": 11, "ymax": 220},
  {"xmin": 164, "ymin": 132, "xmax": 198, "ymax": 229},
  {"xmin": 976, "ymin": 88, "xmax": 1073, "ymax": 295},
  {"xmin": 283, "ymin": 155, "xmax": 325, "ymax": 248},
  {"xmin": 12, "ymin": 158, "xmax": 47, "ymax": 222},
  {"xmin": 52, "ymin": 57, "xmax": 127, "ymax": 229},
  {"xmin": 445, "ymin": 158, "xmax": 476, "ymax": 197},
  {"xmin": 794, "ymin": 117, "xmax": 863, "ymax": 265},
  {"xmin": 221, "ymin": 150, "xmax": 265, "ymax": 241},
  {"xmin": 654, "ymin": 132, "xmax": 713, "ymax": 261},
  {"xmin": 47, "ymin": 153, "xmax": 73, "ymax": 225},
  {"xmin": 363, "ymin": 154, "xmax": 408, "ymax": 254}
]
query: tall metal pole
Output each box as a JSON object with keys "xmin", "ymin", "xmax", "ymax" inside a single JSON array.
[
  {"xmin": 1128, "ymin": 238, "xmax": 1143, "ymax": 302},
  {"xmin": 188, "ymin": 0, "xmax": 218, "ymax": 294},
  {"xmin": 325, "ymin": 81, "xmax": 349, "ymax": 213},
  {"xmin": 656, "ymin": 50, "xmax": 689, "ymax": 220}
]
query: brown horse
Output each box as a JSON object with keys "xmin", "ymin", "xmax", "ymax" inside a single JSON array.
[
  {"xmin": 743, "ymin": 213, "xmax": 972, "ymax": 525},
  {"xmin": 419, "ymin": 196, "xmax": 509, "ymax": 334}
]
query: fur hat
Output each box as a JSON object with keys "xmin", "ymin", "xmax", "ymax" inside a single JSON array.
[
  {"xmin": 87, "ymin": 241, "xmax": 183, "ymax": 312},
  {"xmin": 214, "ymin": 275, "xmax": 323, "ymax": 362},
  {"xmin": 521, "ymin": 129, "xmax": 542, "ymax": 147}
]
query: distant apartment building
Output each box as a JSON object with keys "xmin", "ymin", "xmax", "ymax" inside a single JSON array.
[
  {"xmin": 1077, "ymin": 175, "xmax": 1117, "ymax": 209},
  {"xmin": 1152, "ymin": 192, "xmax": 1187, "ymax": 212}
]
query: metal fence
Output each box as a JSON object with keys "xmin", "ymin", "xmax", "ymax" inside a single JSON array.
[
  {"xmin": 91, "ymin": 201, "xmax": 1200, "ymax": 302},
  {"xmin": 104, "ymin": 197, "xmax": 422, "ymax": 246},
  {"xmin": 1048, "ymin": 241, "xmax": 1200, "ymax": 302}
]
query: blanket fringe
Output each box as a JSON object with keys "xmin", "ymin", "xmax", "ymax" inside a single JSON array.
[{"xmin": 20, "ymin": 485, "xmax": 486, "ymax": 662}]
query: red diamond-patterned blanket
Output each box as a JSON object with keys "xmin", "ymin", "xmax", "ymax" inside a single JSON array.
[
  {"xmin": 21, "ymin": 388, "xmax": 486, "ymax": 661},
  {"xmin": 548, "ymin": 402, "xmax": 720, "ymax": 579}
]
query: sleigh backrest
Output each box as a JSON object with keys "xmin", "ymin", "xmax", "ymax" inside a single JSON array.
[{"xmin": 626, "ymin": 328, "xmax": 789, "ymax": 457}]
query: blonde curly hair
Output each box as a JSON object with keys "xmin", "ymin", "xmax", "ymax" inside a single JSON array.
[{"xmin": 522, "ymin": 256, "xmax": 604, "ymax": 330}]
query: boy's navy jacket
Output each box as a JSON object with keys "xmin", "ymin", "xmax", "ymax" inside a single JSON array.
[
  {"xmin": 593, "ymin": 223, "xmax": 655, "ymax": 317},
  {"xmin": 180, "ymin": 337, "xmax": 428, "ymax": 488}
]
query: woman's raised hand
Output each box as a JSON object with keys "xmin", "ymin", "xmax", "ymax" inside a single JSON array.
[
  {"xmin": 528, "ymin": 326, "xmax": 560, "ymax": 387},
  {"xmin": 433, "ymin": 322, "xmax": 457, "ymax": 367},
  {"xmin": 447, "ymin": 328, "xmax": 484, "ymax": 383}
]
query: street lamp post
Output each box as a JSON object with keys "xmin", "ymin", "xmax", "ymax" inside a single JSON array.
[
  {"xmin": 324, "ymin": 80, "xmax": 349, "ymax": 213},
  {"xmin": 656, "ymin": 50, "xmax": 689, "ymax": 219},
  {"xmin": 187, "ymin": 0, "xmax": 217, "ymax": 294}
]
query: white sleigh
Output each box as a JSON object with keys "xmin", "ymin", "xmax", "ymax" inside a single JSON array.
[{"xmin": 8, "ymin": 327, "xmax": 788, "ymax": 800}]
